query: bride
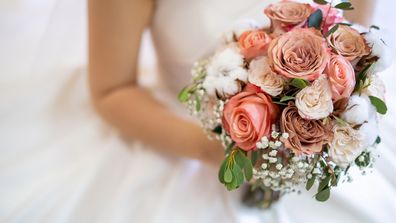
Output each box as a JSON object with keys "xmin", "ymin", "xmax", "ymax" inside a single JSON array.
[
  {"xmin": 3, "ymin": 0, "xmax": 395, "ymax": 222},
  {"xmin": 86, "ymin": 0, "xmax": 395, "ymax": 222}
]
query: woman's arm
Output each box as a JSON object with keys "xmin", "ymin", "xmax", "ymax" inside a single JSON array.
[
  {"xmin": 344, "ymin": 0, "xmax": 376, "ymax": 26},
  {"xmin": 88, "ymin": 0, "xmax": 223, "ymax": 165}
]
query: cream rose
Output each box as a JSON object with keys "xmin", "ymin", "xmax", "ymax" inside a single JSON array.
[
  {"xmin": 326, "ymin": 54, "xmax": 356, "ymax": 101},
  {"xmin": 329, "ymin": 123, "xmax": 364, "ymax": 168},
  {"xmin": 327, "ymin": 25, "xmax": 371, "ymax": 61},
  {"xmin": 268, "ymin": 28, "xmax": 330, "ymax": 81},
  {"xmin": 295, "ymin": 76, "xmax": 334, "ymax": 120},
  {"xmin": 264, "ymin": 1, "xmax": 313, "ymax": 35},
  {"xmin": 248, "ymin": 56, "xmax": 285, "ymax": 97}
]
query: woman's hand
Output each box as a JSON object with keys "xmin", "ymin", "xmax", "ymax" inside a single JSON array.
[{"xmin": 89, "ymin": 0, "xmax": 225, "ymax": 166}]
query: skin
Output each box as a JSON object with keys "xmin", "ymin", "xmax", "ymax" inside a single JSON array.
[{"xmin": 88, "ymin": 0, "xmax": 374, "ymax": 167}]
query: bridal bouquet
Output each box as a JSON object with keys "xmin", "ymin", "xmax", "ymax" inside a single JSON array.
[{"xmin": 179, "ymin": 0, "xmax": 390, "ymax": 206}]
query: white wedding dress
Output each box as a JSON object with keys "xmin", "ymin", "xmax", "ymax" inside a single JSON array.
[{"xmin": 1, "ymin": 0, "xmax": 396, "ymax": 222}]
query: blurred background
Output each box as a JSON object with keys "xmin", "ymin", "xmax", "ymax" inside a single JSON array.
[{"xmin": 0, "ymin": 0, "xmax": 395, "ymax": 222}]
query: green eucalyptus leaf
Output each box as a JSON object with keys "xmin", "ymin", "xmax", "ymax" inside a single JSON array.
[
  {"xmin": 178, "ymin": 87, "xmax": 190, "ymax": 102},
  {"xmin": 224, "ymin": 168, "xmax": 233, "ymax": 183},
  {"xmin": 218, "ymin": 159, "xmax": 227, "ymax": 183},
  {"xmin": 369, "ymin": 96, "xmax": 387, "ymax": 115},
  {"xmin": 326, "ymin": 24, "xmax": 339, "ymax": 37},
  {"xmin": 194, "ymin": 94, "xmax": 201, "ymax": 111},
  {"xmin": 243, "ymin": 157, "xmax": 253, "ymax": 181},
  {"xmin": 251, "ymin": 151, "xmax": 259, "ymax": 166},
  {"xmin": 280, "ymin": 95, "xmax": 295, "ymax": 103},
  {"xmin": 315, "ymin": 187, "xmax": 331, "ymax": 202},
  {"xmin": 234, "ymin": 151, "xmax": 245, "ymax": 168},
  {"xmin": 308, "ymin": 9, "xmax": 323, "ymax": 29},
  {"xmin": 370, "ymin": 25, "xmax": 380, "ymax": 30},
  {"xmin": 313, "ymin": 0, "xmax": 328, "ymax": 5},
  {"xmin": 375, "ymin": 136, "xmax": 381, "ymax": 144},
  {"xmin": 318, "ymin": 175, "xmax": 331, "ymax": 192},
  {"xmin": 290, "ymin": 78, "xmax": 308, "ymax": 89},
  {"xmin": 212, "ymin": 125, "xmax": 223, "ymax": 135},
  {"xmin": 232, "ymin": 162, "xmax": 244, "ymax": 187},
  {"xmin": 306, "ymin": 175, "xmax": 316, "ymax": 191},
  {"xmin": 334, "ymin": 2, "xmax": 354, "ymax": 10}
]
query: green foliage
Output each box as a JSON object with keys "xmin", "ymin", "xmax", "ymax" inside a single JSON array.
[
  {"xmin": 334, "ymin": 2, "xmax": 354, "ymax": 10},
  {"xmin": 280, "ymin": 95, "xmax": 295, "ymax": 103},
  {"xmin": 325, "ymin": 24, "xmax": 339, "ymax": 37},
  {"xmin": 315, "ymin": 175, "xmax": 331, "ymax": 202},
  {"xmin": 290, "ymin": 78, "xmax": 309, "ymax": 89},
  {"xmin": 308, "ymin": 9, "xmax": 323, "ymax": 29},
  {"xmin": 306, "ymin": 175, "xmax": 316, "ymax": 191},
  {"xmin": 218, "ymin": 149, "xmax": 254, "ymax": 191},
  {"xmin": 375, "ymin": 136, "xmax": 381, "ymax": 144},
  {"xmin": 355, "ymin": 152, "xmax": 371, "ymax": 168},
  {"xmin": 354, "ymin": 63, "xmax": 372, "ymax": 94},
  {"xmin": 316, "ymin": 187, "xmax": 331, "ymax": 202},
  {"xmin": 370, "ymin": 25, "xmax": 380, "ymax": 30},
  {"xmin": 194, "ymin": 94, "xmax": 201, "ymax": 111},
  {"xmin": 369, "ymin": 96, "xmax": 387, "ymax": 115},
  {"xmin": 313, "ymin": 0, "xmax": 328, "ymax": 5},
  {"xmin": 212, "ymin": 125, "xmax": 223, "ymax": 135},
  {"xmin": 178, "ymin": 87, "xmax": 190, "ymax": 102}
]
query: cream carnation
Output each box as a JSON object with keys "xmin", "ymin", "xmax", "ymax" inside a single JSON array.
[
  {"xmin": 295, "ymin": 76, "xmax": 334, "ymax": 120},
  {"xmin": 248, "ymin": 57, "xmax": 285, "ymax": 97},
  {"xmin": 203, "ymin": 45, "xmax": 248, "ymax": 99},
  {"xmin": 329, "ymin": 123, "xmax": 364, "ymax": 168}
]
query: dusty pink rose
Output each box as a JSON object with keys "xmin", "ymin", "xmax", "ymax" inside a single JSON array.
[
  {"xmin": 327, "ymin": 25, "xmax": 371, "ymax": 61},
  {"xmin": 222, "ymin": 84, "xmax": 279, "ymax": 151},
  {"xmin": 238, "ymin": 30, "xmax": 272, "ymax": 61},
  {"xmin": 268, "ymin": 28, "xmax": 330, "ymax": 81},
  {"xmin": 326, "ymin": 54, "xmax": 356, "ymax": 101},
  {"xmin": 281, "ymin": 102, "xmax": 332, "ymax": 155},
  {"xmin": 315, "ymin": 4, "xmax": 343, "ymax": 33},
  {"xmin": 264, "ymin": 1, "xmax": 313, "ymax": 35}
]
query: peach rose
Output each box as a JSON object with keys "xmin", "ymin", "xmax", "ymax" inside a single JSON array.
[
  {"xmin": 327, "ymin": 25, "xmax": 371, "ymax": 61},
  {"xmin": 268, "ymin": 28, "xmax": 330, "ymax": 81},
  {"xmin": 264, "ymin": 1, "xmax": 313, "ymax": 35},
  {"xmin": 280, "ymin": 102, "xmax": 332, "ymax": 155},
  {"xmin": 222, "ymin": 84, "xmax": 279, "ymax": 151},
  {"xmin": 238, "ymin": 30, "xmax": 272, "ymax": 61},
  {"xmin": 326, "ymin": 54, "xmax": 356, "ymax": 101}
]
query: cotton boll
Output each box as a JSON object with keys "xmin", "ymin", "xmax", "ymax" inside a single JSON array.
[
  {"xmin": 203, "ymin": 46, "xmax": 248, "ymax": 98},
  {"xmin": 362, "ymin": 74, "xmax": 386, "ymax": 101},
  {"xmin": 341, "ymin": 95, "xmax": 370, "ymax": 126},
  {"xmin": 364, "ymin": 31, "xmax": 393, "ymax": 72},
  {"xmin": 359, "ymin": 117, "xmax": 379, "ymax": 147}
]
